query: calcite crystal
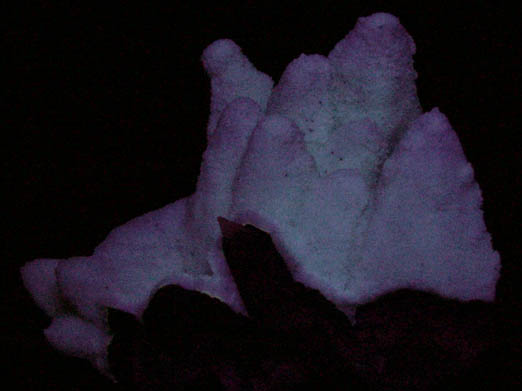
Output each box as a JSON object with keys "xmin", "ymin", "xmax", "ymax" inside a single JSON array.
[{"xmin": 21, "ymin": 12, "xmax": 500, "ymax": 375}]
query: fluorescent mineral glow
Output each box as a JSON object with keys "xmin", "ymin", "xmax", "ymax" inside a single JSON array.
[{"xmin": 20, "ymin": 12, "xmax": 500, "ymax": 375}]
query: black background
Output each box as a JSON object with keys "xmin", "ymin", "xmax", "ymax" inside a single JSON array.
[{"xmin": 4, "ymin": 1, "xmax": 520, "ymax": 389}]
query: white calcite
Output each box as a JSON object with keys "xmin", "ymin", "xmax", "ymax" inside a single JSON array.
[{"xmin": 21, "ymin": 12, "xmax": 500, "ymax": 375}]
